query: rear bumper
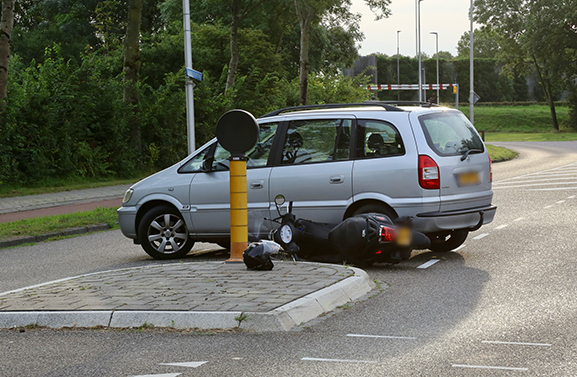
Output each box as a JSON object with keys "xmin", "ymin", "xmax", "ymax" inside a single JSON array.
[{"xmin": 415, "ymin": 205, "xmax": 497, "ymax": 233}]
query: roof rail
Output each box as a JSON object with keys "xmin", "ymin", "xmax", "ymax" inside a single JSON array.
[
  {"xmin": 260, "ymin": 101, "xmax": 405, "ymax": 118},
  {"xmin": 377, "ymin": 101, "xmax": 439, "ymax": 107}
]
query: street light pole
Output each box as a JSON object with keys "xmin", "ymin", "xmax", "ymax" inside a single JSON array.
[
  {"xmin": 397, "ymin": 30, "xmax": 401, "ymax": 102},
  {"xmin": 183, "ymin": 0, "xmax": 196, "ymax": 155},
  {"xmin": 417, "ymin": 0, "xmax": 424, "ymax": 103},
  {"xmin": 430, "ymin": 32, "xmax": 439, "ymax": 105},
  {"xmin": 469, "ymin": 0, "xmax": 474, "ymax": 124}
]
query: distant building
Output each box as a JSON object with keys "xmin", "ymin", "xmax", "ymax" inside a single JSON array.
[{"xmin": 343, "ymin": 55, "xmax": 377, "ymax": 84}]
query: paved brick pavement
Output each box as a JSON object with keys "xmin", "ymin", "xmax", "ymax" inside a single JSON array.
[
  {"xmin": 0, "ymin": 261, "xmax": 373, "ymax": 331},
  {"xmin": 0, "ymin": 184, "xmax": 130, "ymax": 215}
]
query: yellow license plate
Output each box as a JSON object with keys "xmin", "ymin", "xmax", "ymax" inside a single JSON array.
[
  {"xmin": 397, "ymin": 227, "xmax": 412, "ymax": 246},
  {"xmin": 458, "ymin": 171, "xmax": 481, "ymax": 186}
]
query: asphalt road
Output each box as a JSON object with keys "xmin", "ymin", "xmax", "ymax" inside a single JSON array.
[{"xmin": 2, "ymin": 141, "xmax": 577, "ymax": 376}]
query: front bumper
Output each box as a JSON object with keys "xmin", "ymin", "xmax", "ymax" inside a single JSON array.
[
  {"xmin": 117, "ymin": 206, "xmax": 138, "ymax": 239},
  {"xmin": 415, "ymin": 205, "xmax": 497, "ymax": 233}
]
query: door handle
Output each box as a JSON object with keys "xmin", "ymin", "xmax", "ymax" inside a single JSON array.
[
  {"xmin": 250, "ymin": 181, "xmax": 264, "ymax": 189},
  {"xmin": 329, "ymin": 175, "xmax": 345, "ymax": 184}
]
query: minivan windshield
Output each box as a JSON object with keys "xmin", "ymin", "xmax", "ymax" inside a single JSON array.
[{"xmin": 418, "ymin": 111, "xmax": 484, "ymax": 157}]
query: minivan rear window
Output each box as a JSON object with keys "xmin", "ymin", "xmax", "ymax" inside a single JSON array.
[{"xmin": 419, "ymin": 112, "xmax": 484, "ymax": 157}]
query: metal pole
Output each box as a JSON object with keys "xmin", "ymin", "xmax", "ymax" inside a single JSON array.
[
  {"xmin": 417, "ymin": 0, "xmax": 423, "ymax": 103},
  {"xmin": 456, "ymin": 84, "xmax": 459, "ymax": 109},
  {"xmin": 183, "ymin": 0, "xmax": 196, "ymax": 154},
  {"xmin": 469, "ymin": 0, "xmax": 474, "ymax": 124},
  {"xmin": 430, "ymin": 32, "xmax": 439, "ymax": 105},
  {"xmin": 397, "ymin": 30, "xmax": 401, "ymax": 102}
]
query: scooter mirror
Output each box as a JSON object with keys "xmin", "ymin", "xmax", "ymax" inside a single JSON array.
[{"xmin": 274, "ymin": 194, "xmax": 286, "ymax": 206}]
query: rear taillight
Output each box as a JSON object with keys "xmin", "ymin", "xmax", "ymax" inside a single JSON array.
[
  {"xmin": 380, "ymin": 225, "xmax": 396, "ymax": 242},
  {"xmin": 489, "ymin": 156, "xmax": 493, "ymax": 183},
  {"xmin": 418, "ymin": 155, "xmax": 440, "ymax": 189}
]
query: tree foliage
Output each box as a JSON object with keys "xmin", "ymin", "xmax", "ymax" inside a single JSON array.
[
  {"xmin": 0, "ymin": 0, "xmax": 380, "ymax": 184},
  {"xmin": 475, "ymin": 0, "xmax": 577, "ymax": 130},
  {"xmin": 456, "ymin": 27, "xmax": 502, "ymax": 59}
]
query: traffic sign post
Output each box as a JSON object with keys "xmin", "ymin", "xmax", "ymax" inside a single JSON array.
[{"xmin": 215, "ymin": 110, "xmax": 259, "ymax": 263}]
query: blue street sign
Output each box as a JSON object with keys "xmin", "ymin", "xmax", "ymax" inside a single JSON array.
[{"xmin": 185, "ymin": 67, "xmax": 203, "ymax": 81}]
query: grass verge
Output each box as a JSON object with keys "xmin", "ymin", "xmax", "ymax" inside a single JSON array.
[
  {"xmin": 484, "ymin": 132, "xmax": 577, "ymax": 142},
  {"xmin": 486, "ymin": 144, "xmax": 519, "ymax": 162},
  {"xmin": 0, "ymin": 207, "xmax": 119, "ymax": 241}
]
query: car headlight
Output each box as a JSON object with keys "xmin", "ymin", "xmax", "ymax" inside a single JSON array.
[{"xmin": 123, "ymin": 188, "xmax": 134, "ymax": 204}]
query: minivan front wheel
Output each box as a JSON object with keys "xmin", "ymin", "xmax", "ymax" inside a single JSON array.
[
  {"xmin": 427, "ymin": 229, "xmax": 468, "ymax": 252},
  {"xmin": 139, "ymin": 205, "xmax": 195, "ymax": 259}
]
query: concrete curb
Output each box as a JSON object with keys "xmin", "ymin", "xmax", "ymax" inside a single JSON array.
[
  {"xmin": 0, "ymin": 267, "xmax": 374, "ymax": 332},
  {"xmin": 0, "ymin": 224, "xmax": 111, "ymax": 249}
]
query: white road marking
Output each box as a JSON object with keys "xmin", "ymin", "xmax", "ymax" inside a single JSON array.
[
  {"xmin": 417, "ymin": 259, "xmax": 440, "ymax": 269},
  {"xmin": 495, "ymin": 224, "xmax": 508, "ymax": 230},
  {"xmin": 453, "ymin": 244, "xmax": 466, "ymax": 251},
  {"xmin": 569, "ymin": 195, "xmax": 576, "ymax": 199},
  {"xmin": 452, "ymin": 364, "xmax": 528, "ymax": 371},
  {"xmin": 301, "ymin": 357, "xmax": 377, "ymax": 364},
  {"xmin": 492, "ymin": 181, "xmax": 577, "ymax": 189},
  {"xmin": 159, "ymin": 362, "xmax": 208, "ymax": 368},
  {"xmin": 347, "ymin": 334, "xmax": 417, "ymax": 340},
  {"xmin": 513, "ymin": 217, "xmax": 524, "ymax": 222},
  {"xmin": 473, "ymin": 233, "xmax": 489, "ymax": 240},
  {"xmin": 482, "ymin": 340, "xmax": 552, "ymax": 347},
  {"xmin": 527, "ymin": 186, "xmax": 577, "ymax": 191},
  {"xmin": 132, "ymin": 374, "xmax": 181, "ymax": 377},
  {"xmin": 556, "ymin": 200, "xmax": 566, "ymax": 204},
  {"xmin": 544, "ymin": 205, "xmax": 553, "ymax": 209},
  {"xmin": 493, "ymin": 176, "xmax": 577, "ymax": 185}
]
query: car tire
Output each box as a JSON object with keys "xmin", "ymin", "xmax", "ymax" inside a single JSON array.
[
  {"xmin": 352, "ymin": 203, "xmax": 397, "ymax": 220},
  {"xmin": 138, "ymin": 205, "xmax": 195, "ymax": 260},
  {"xmin": 427, "ymin": 229, "xmax": 468, "ymax": 252}
]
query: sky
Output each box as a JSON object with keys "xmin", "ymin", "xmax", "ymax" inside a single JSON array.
[{"xmin": 350, "ymin": 0, "xmax": 473, "ymax": 57}]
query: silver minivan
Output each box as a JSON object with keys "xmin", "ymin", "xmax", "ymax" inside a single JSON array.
[{"xmin": 118, "ymin": 103, "xmax": 496, "ymax": 259}]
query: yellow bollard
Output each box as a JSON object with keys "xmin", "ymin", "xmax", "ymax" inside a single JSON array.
[{"xmin": 226, "ymin": 157, "xmax": 248, "ymax": 263}]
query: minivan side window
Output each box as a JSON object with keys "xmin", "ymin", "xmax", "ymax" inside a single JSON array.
[
  {"xmin": 355, "ymin": 119, "xmax": 405, "ymax": 158},
  {"xmin": 419, "ymin": 112, "xmax": 484, "ymax": 156},
  {"xmin": 178, "ymin": 122, "xmax": 279, "ymax": 172},
  {"xmin": 281, "ymin": 119, "xmax": 351, "ymax": 165}
]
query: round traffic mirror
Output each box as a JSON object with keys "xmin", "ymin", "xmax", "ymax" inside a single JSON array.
[{"xmin": 216, "ymin": 109, "xmax": 259, "ymax": 155}]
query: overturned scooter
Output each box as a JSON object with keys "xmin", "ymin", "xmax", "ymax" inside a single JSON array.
[{"xmin": 268, "ymin": 195, "xmax": 431, "ymax": 265}]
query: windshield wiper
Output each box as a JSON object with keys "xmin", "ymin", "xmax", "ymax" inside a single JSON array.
[{"xmin": 460, "ymin": 149, "xmax": 483, "ymax": 161}]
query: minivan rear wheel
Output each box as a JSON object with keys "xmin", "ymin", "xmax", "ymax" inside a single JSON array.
[
  {"xmin": 427, "ymin": 229, "xmax": 468, "ymax": 252},
  {"xmin": 351, "ymin": 203, "xmax": 397, "ymax": 220},
  {"xmin": 139, "ymin": 205, "xmax": 195, "ymax": 260}
]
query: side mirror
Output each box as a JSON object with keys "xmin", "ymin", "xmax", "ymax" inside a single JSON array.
[{"xmin": 200, "ymin": 157, "xmax": 214, "ymax": 172}]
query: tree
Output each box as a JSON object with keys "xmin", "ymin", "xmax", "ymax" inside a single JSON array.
[
  {"xmin": 0, "ymin": 0, "xmax": 15, "ymax": 106},
  {"xmin": 435, "ymin": 51, "xmax": 453, "ymax": 60},
  {"xmin": 456, "ymin": 28, "xmax": 501, "ymax": 59},
  {"xmin": 124, "ymin": 0, "xmax": 144, "ymax": 155},
  {"xmin": 293, "ymin": 0, "xmax": 391, "ymax": 105},
  {"xmin": 475, "ymin": 0, "xmax": 577, "ymax": 130}
]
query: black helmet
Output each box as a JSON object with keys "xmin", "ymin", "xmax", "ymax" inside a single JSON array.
[{"xmin": 243, "ymin": 241, "xmax": 280, "ymax": 271}]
